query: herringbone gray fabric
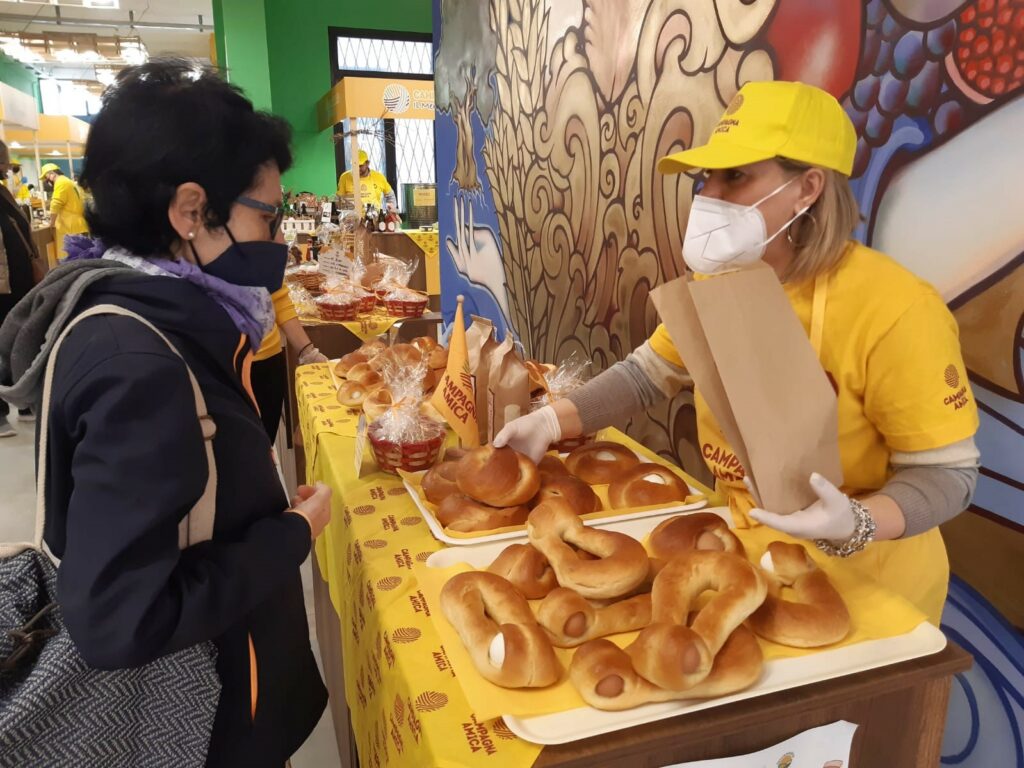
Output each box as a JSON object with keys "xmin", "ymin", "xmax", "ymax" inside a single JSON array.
[{"xmin": 0, "ymin": 550, "xmax": 220, "ymax": 767}]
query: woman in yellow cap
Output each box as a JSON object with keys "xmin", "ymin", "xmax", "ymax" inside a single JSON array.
[
  {"xmin": 496, "ymin": 80, "xmax": 979, "ymax": 624},
  {"xmin": 336, "ymin": 148, "xmax": 397, "ymax": 211},
  {"xmin": 42, "ymin": 162, "xmax": 89, "ymax": 260}
]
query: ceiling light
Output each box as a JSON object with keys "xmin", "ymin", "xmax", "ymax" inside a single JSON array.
[
  {"xmin": 9, "ymin": 142, "xmax": 22, "ymax": 149},
  {"xmin": 95, "ymin": 69, "xmax": 116, "ymax": 86},
  {"xmin": 83, "ymin": 0, "xmax": 121, "ymax": 8},
  {"xmin": 49, "ymin": 150, "xmax": 62, "ymax": 157}
]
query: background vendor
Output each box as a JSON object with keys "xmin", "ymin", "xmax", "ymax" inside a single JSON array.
[
  {"xmin": 337, "ymin": 148, "xmax": 397, "ymax": 212},
  {"xmin": 41, "ymin": 162, "xmax": 89, "ymax": 260},
  {"xmin": 495, "ymin": 80, "xmax": 980, "ymax": 626}
]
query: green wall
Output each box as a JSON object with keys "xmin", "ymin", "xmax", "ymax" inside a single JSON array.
[
  {"xmin": 215, "ymin": 0, "xmax": 432, "ymax": 195},
  {"xmin": 0, "ymin": 52, "xmax": 41, "ymax": 110}
]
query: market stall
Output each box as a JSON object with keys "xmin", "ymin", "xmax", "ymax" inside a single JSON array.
[{"xmin": 294, "ymin": 362, "xmax": 966, "ymax": 768}]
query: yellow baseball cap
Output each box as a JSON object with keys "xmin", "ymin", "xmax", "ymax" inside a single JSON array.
[
  {"xmin": 357, "ymin": 149, "xmax": 368, "ymax": 165},
  {"xmin": 658, "ymin": 81, "xmax": 856, "ymax": 177},
  {"xmin": 40, "ymin": 163, "xmax": 60, "ymax": 176}
]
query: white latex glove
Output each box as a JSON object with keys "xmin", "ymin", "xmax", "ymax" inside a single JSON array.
[
  {"xmin": 298, "ymin": 346, "xmax": 328, "ymax": 365},
  {"xmin": 491, "ymin": 406, "xmax": 561, "ymax": 464},
  {"xmin": 747, "ymin": 473, "xmax": 857, "ymax": 542}
]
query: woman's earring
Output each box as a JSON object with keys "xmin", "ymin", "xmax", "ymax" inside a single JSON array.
[
  {"xmin": 787, "ymin": 211, "xmax": 816, "ymax": 247},
  {"xmin": 187, "ymin": 232, "xmax": 195, "ymax": 240}
]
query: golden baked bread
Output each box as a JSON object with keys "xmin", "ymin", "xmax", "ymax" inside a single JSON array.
[
  {"xmin": 564, "ymin": 442, "xmax": 640, "ymax": 485},
  {"xmin": 427, "ymin": 346, "xmax": 449, "ymax": 370},
  {"xmin": 526, "ymin": 500, "xmax": 649, "ymax": 599},
  {"xmin": 334, "ymin": 351, "xmax": 368, "ymax": 378},
  {"xmin": 748, "ymin": 541, "xmax": 851, "ymax": 648},
  {"xmin": 421, "ymin": 460, "xmax": 460, "ymax": 505},
  {"xmin": 440, "ymin": 571, "xmax": 561, "ymax": 688},
  {"xmin": 487, "ymin": 543, "xmax": 558, "ymax": 600},
  {"xmin": 436, "ymin": 494, "xmax": 529, "ymax": 533},
  {"xmin": 532, "ymin": 475, "xmax": 600, "ymax": 516},
  {"xmin": 359, "ymin": 340, "xmax": 387, "ymax": 358},
  {"xmin": 362, "ymin": 387, "xmax": 394, "ymax": 422},
  {"xmin": 410, "ymin": 335, "xmax": 440, "ymax": 354},
  {"xmin": 346, "ymin": 362, "xmax": 384, "ymax": 389},
  {"xmin": 627, "ymin": 550, "xmax": 766, "ymax": 692},
  {"xmin": 536, "ymin": 588, "xmax": 651, "ymax": 647},
  {"xmin": 537, "ymin": 454, "xmax": 570, "ymax": 479},
  {"xmin": 568, "ymin": 624, "xmax": 763, "ymax": 710},
  {"xmin": 337, "ymin": 380, "xmax": 370, "ymax": 408},
  {"xmin": 647, "ymin": 512, "xmax": 746, "ymax": 572},
  {"xmin": 608, "ymin": 464, "xmax": 691, "ymax": 509},
  {"xmin": 456, "ymin": 446, "xmax": 541, "ymax": 507}
]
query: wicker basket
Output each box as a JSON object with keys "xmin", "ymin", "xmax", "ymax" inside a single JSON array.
[
  {"xmin": 384, "ymin": 295, "xmax": 429, "ymax": 318},
  {"xmin": 316, "ymin": 296, "xmax": 360, "ymax": 322},
  {"xmin": 368, "ymin": 421, "xmax": 446, "ymax": 474}
]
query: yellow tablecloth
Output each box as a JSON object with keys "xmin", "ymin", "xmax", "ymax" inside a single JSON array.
[
  {"xmin": 401, "ymin": 230, "xmax": 440, "ymax": 296},
  {"xmin": 298, "ymin": 363, "xmax": 543, "ymax": 767},
  {"xmin": 301, "ymin": 308, "xmax": 404, "ymax": 343}
]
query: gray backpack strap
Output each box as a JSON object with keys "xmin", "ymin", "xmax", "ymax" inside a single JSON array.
[{"xmin": 0, "ymin": 304, "xmax": 217, "ymax": 558}]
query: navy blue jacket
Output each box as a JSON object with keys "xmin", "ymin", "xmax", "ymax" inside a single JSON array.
[{"xmin": 43, "ymin": 273, "xmax": 327, "ymax": 766}]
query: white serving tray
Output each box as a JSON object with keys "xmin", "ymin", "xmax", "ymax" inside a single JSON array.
[
  {"xmin": 405, "ymin": 449, "xmax": 709, "ymax": 546},
  {"xmin": 425, "ymin": 514, "xmax": 947, "ymax": 745}
]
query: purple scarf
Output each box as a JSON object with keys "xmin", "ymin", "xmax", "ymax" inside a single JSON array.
[{"xmin": 64, "ymin": 235, "xmax": 275, "ymax": 344}]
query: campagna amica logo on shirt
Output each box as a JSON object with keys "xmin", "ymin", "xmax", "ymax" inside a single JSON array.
[{"xmin": 383, "ymin": 83, "xmax": 411, "ymax": 114}]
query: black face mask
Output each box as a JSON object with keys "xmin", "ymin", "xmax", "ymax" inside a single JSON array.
[
  {"xmin": 195, "ymin": 226, "xmax": 287, "ymax": 293},
  {"xmin": 43, "ymin": 180, "xmax": 54, "ymax": 195}
]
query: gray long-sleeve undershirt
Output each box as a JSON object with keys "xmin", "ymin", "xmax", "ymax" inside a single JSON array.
[{"xmin": 566, "ymin": 342, "xmax": 978, "ymax": 538}]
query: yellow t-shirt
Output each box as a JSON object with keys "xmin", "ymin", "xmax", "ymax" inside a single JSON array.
[
  {"xmin": 649, "ymin": 244, "xmax": 979, "ymax": 622},
  {"xmin": 50, "ymin": 175, "xmax": 89, "ymax": 260},
  {"xmin": 337, "ymin": 169, "xmax": 393, "ymax": 208}
]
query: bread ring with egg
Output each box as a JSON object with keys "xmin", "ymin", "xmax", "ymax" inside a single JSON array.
[
  {"xmin": 487, "ymin": 543, "xmax": 557, "ymax": 599},
  {"xmin": 440, "ymin": 571, "xmax": 561, "ymax": 688},
  {"xmin": 346, "ymin": 362, "xmax": 384, "ymax": 389},
  {"xmin": 410, "ymin": 335, "xmax": 440, "ymax": 354},
  {"xmin": 537, "ymin": 588, "xmax": 651, "ymax": 648},
  {"xmin": 427, "ymin": 346, "xmax": 449, "ymax": 370},
  {"xmin": 532, "ymin": 475, "xmax": 601, "ymax": 516},
  {"xmin": 627, "ymin": 550, "xmax": 766, "ymax": 691},
  {"xmin": 537, "ymin": 454, "xmax": 570, "ymax": 479},
  {"xmin": 568, "ymin": 624, "xmax": 763, "ymax": 710},
  {"xmin": 608, "ymin": 464, "xmax": 691, "ymax": 509},
  {"xmin": 436, "ymin": 494, "xmax": 529, "ymax": 533},
  {"xmin": 337, "ymin": 380, "xmax": 370, "ymax": 408},
  {"xmin": 362, "ymin": 387, "xmax": 394, "ymax": 422},
  {"xmin": 334, "ymin": 351, "xmax": 368, "ymax": 378},
  {"xmin": 456, "ymin": 446, "xmax": 541, "ymax": 507},
  {"xmin": 647, "ymin": 512, "xmax": 746, "ymax": 574},
  {"xmin": 527, "ymin": 500, "xmax": 649, "ymax": 599},
  {"xmin": 421, "ymin": 460, "xmax": 460, "ymax": 505},
  {"xmin": 748, "ymin": 541, "xmax": 850, "ymax": 648},
  {"xmin": 564, "ymin": 442, "xmax": 639, "ymax": 485}
]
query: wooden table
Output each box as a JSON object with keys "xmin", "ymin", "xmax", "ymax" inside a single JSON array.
[{"xmin": 533, "ymin": 643, "xmax": 971, "ymax": 767}]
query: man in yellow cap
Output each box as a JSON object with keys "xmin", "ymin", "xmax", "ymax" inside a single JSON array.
[
  {"xmin": 336, "ymin": 149, "xmax": 396, "ymax": 212},
  {"xmin": 495, "ymin": 80, "xmax": 980, "ymax": 626},
  {"xmin": 41, "ymin": 162, "xmax": 89, "ymax": 260}
]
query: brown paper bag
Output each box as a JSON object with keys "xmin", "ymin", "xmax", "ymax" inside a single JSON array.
[
  {"xmin": 650, "ymin": 263, "xmax": 842, "ymax": 511},
  {"xmin": 466, "ymin": 316, "xmax": 499, "ymax": 443},
  {"xmin": 487, "ymin": 337, "xmax": 531, "ymax": 443}
]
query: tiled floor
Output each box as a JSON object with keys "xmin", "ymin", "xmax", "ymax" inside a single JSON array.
[{"xmin": 0, "ymin": 412, "xmax": 342, "ymax": 767}]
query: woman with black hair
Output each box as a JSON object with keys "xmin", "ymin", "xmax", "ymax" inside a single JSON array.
[{"xmin": 0, "ymin": 60, "xmax": 329, "ymax": 766}]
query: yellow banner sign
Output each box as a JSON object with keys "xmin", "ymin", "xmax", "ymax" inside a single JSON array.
[{"xmin": 317, "ymin": 76, "xmax": 435, "ymax": 130}]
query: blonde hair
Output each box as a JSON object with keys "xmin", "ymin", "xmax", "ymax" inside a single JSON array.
[{"xmin": 776, "ymin": 158, "xmax": 862, "ymax": 284}]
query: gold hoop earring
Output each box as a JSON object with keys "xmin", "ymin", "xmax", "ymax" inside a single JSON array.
[{"xmin": 787, "ymin": 211, "xmax": 816, "ymax": 247}]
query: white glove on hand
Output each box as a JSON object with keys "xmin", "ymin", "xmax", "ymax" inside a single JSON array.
[
  {"xmin": 747, "ymin": 473, "xmax": 856, "ymax": 542},
  {"xmin": 298, "ymin": 346, "xmax": 328, "ymax": 365},
  {"xmin": 492, "ymin": 406, "xmax": 561, "ymax": 464}
]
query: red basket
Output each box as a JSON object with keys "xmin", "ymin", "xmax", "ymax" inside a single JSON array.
[
  {"xmin": 384, "ymin": 296, "xmax": 429, "ymax": 318},
  {"xmin": 368, "ymin": 421, "xmax": 446, "ymax": 474},
  {"xmin": 316, "ymin": 296, "xmax": 360, "ymax": 322},
  {"xmin": 357, "ymin": 293, "xmax": 377, "ymax": 314},
  {"xmin": 551, "ymin": 433, "xmax": 596, "ymax": 454}
]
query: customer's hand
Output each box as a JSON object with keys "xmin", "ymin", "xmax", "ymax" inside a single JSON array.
[
  {"xmin": 289, "ymin": 482, "xmax": 333, "ymax": 539},
  {"xmin": 492, "ymin": 406, "xmax": 561, "ymax": 464}
]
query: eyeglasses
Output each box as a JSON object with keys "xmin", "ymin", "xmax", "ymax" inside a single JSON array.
[{"xmin": 236, "ymin": 195, "xmax": 285, "ymax": 239}]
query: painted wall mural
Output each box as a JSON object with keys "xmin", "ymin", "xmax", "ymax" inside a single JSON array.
[{"xmin": 434, "ymin": 2, "xmax": 1023, "ymax": 759}]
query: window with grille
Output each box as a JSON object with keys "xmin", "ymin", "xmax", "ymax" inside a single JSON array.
[{"xmin": 329, "ymin": 29, "xmax": 435, "ymax": 211}]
